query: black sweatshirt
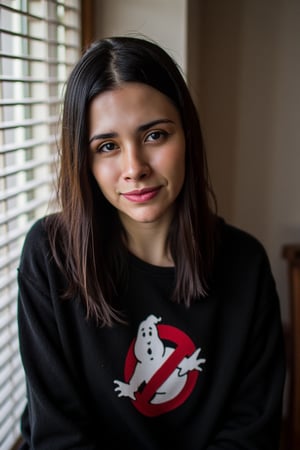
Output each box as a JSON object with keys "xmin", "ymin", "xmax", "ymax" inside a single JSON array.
[{"xmin": 17, "ymin": 217, "xmax": 286, "ymax": 449}]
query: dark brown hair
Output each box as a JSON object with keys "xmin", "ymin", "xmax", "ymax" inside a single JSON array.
[{"xmin": 48, "ymin": 36, "xmax": 217, "ymax": 326}]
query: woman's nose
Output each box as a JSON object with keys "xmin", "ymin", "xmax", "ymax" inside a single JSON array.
[{"xmin": 122, "ymin": 146, "xmax": 151, "ymax": 181}]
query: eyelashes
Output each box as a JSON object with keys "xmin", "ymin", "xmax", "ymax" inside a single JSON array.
[
  {"xmin": 145, "ymin": 130, "xmax": 168, "ymax": 142},
  {"xmin": 95, "ymin": 130, "xmax": 170, "ymax": 154},
  {"xmin": 97, "ymin": 142, "xmax": 119, "ymax": 153}
]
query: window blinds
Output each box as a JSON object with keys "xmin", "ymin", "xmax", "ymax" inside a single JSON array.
[{"xmin": 0, "ymin": 1, "xmax": 81, "ymax": 448}]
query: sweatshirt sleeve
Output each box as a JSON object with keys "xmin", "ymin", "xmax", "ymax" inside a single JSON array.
[
  {"xmin": 206, "ymin": 248, "xmax": 286, "ymax": 449},
  {"xmin": 17, "ymin": 221, "xmax": 100, "ymax": 449}
]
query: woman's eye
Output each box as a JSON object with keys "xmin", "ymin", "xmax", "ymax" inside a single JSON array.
[
  {"xmin": 146, "ymin": 131, "xmax": 167, "ymax": 142},
  {"xmin": 97, "ymin": 142, "xmax": 117, "ymax": 153}
]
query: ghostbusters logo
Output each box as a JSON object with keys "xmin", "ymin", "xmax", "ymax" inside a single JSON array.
[{"xmin": 114, "ymin": 314, "xmax": 206, "ymax": 416}]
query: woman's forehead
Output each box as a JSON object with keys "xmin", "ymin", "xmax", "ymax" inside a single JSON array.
[{"xmin": 88, "ymin": 82, "xmax": 182, "ymax": 135}]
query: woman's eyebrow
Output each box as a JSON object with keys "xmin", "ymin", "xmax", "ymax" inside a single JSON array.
[
  {"xmin": 137, "ymin": 118, "xmax": 174, "ymax": 132},
  {"xmin": 89, "ymin": 132, "xmax": 117, "ymax": 144},
  {"xmin": 89, "ymin": 119, "xmax": 174, "ymax": 144}
]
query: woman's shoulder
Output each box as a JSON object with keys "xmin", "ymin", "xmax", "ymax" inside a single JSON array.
[
  {"xmin": 19, "ymin": 213, "xmax": 60, "ymax": 274},
  {"xmin": 23, "ymin": 214, "xmax": 50, "ymax": 241},
  {"xmin": 217, "ymin": 217, "xmax": 269, "ymax": 267},
  {"xmin": 22, "ymin": 213, "xmax": 58, "ymax": 249}
]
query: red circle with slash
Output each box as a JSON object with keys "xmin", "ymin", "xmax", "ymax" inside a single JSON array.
[{"xmin": 124, "ymin": 324, "xmax": 199, "ymax": 416}]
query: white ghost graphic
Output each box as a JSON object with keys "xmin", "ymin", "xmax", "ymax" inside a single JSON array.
[{"xmin": 114, "ymin": 315, "xmax": 206, "ymax": 404}]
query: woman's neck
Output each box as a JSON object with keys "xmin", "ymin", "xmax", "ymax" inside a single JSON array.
[{"xmin": 121, "ymin": 218, "xmax": 174, "ymax": 267}]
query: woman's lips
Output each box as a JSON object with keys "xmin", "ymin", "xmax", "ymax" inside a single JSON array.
[{"xmin": 121, "ymin": 187, "xmax": 161, "ymax": 203}]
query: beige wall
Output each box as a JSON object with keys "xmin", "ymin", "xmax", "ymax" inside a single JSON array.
[
  {"xmin": 198, "ymin": 0, "xmax": 300, "ymax": 322},
  {"xmin": 92, "ymin": 0, "xmax": 300, "ymax": 323},
  {"xmin": 93, "ymin": 0, "xmax": 188, "ymax": 72}
]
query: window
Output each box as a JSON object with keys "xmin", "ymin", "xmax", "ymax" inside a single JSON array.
[{"xmin": 0, "ymin": 1, "xmax": 81, "ymax": 448}]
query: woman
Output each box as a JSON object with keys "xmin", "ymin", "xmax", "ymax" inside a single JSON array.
[{"xmin": 18, "ymin": 36, "xmax": 285, "ymax": 449}]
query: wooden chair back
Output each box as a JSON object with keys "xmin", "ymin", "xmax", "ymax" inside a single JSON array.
[{"xmin": 282, "ymin": 244, "xmax": 300, "ymax": 449}]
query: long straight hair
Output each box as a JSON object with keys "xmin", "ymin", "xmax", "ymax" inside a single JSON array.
[{"xmin": 47, "ymin": 36, "xmax": 217, "ymax": 326}]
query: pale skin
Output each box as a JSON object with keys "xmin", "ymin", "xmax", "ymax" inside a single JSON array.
[{"xmin": 88, "ymin": 82, "xmax": 186, "ymax": 267}]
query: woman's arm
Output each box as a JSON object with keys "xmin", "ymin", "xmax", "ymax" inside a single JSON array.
[
  {"xmin": 206, "ymin": 253, "xmax": 286, "ymax": 449},
  {"xmin": 18, "ymin": 271, "xmax": 100, "ymax": 449},
  {"xmin": 17, "ymin": 220, "xmax": 100, "ymax": 449}
]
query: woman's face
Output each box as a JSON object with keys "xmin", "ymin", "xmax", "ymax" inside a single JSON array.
[{"xmin": 88, "ymin": 82, "xmax": 185, "ymax": 231}]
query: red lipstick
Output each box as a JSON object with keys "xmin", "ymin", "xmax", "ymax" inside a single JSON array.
[{"xmin": 122, "ymin": 187, "xmax": 161, "ymax": 203}]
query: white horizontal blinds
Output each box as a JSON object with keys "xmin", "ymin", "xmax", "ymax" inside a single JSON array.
[{"xmin": 0, "ymin": 1, "xmax": 81, "ymax": 449}]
